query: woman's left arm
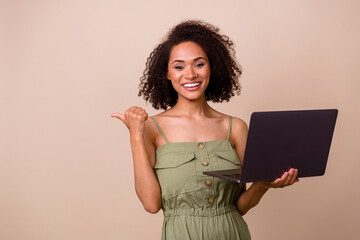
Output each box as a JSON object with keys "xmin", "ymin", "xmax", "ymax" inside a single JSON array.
[{"xmin": 231, "ymin": 117, "xmax": 299, "ymax": 216}]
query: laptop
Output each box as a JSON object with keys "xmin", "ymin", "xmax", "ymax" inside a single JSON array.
[{"xmin": 203, "ymin": 109, "xmax": 338, "ymax": 183}]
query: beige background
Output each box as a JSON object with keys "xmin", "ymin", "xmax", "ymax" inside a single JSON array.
[{"xmin": 1, "ymin": 0, "xmax": 359, "ymax": 239}]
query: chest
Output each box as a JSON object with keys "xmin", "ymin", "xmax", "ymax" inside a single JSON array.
[
  {"xmin": 157, "ymin": 120, "xmax": 228, "ymax": 143},
  {"xmin": 154, "ymin": 141, "xmax": 241, "ymax": 200}
]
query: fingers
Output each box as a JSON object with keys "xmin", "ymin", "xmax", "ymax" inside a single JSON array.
[
  {"xmin": 268, "ymin": 168, "xmax": 299, "ymax": 189},
  {"xmin": 111, "ymin": 107, "xmax": 148, "ymax": 135},
  {"xmin": 111, "ymin": 112, "xmax": 125, "ymax": 122},
  {"xmin": 124, "ymin": 107, "xmax": 148, "ymax": 122},
  {"xmin": 283, "ymin": 169, "xmax": 294, "ymax": 186},
  {"xmin": 111, "ymin": 107, "xmax": 148, "ymax": 121},
  {"xmin": 289, "ymin": 169, "xmax": 299, "ymax": 184}
]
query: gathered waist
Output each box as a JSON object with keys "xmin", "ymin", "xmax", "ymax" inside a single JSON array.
[{"xmin": 163, "ymin": 205, "xmax": 238, "ymax": 217}]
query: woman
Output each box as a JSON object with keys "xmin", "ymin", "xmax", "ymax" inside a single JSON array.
[{"xmin": 112, "ymin": 20, "xmax": 298, "ymax": 240}]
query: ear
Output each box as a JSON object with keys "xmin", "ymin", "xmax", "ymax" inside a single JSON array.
[{"xmin": 166, "ymin": 72, "xmax": 170, "ymax": 80}]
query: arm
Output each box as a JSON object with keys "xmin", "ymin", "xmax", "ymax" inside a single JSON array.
[
  {"xmin": 231, "ymin": 117, "xmax": 299, "ymax": 216},
  {"xmin": 112, "ymin": 107, "xmax": 162, "ymax": 214}
]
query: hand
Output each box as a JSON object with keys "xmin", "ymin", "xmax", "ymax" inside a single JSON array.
[
  {"xmin": 111, "ymin": 106, "xmax": 148, "ymax": 137},
  {"xmin": 258, "ymin": 168, "xmax": 299, "ymax": 189}
]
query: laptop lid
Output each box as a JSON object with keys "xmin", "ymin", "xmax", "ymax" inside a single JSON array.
[{"xmin": 203, "ymin": 109, "xmax": 338, "ymax": 183}]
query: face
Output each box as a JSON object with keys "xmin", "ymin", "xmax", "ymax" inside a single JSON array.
[{"xmin": 167, "ymin": 41, "xmax": 210, "ymax": 102}]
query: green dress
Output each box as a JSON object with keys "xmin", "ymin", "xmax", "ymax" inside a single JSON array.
[{"xmin": 151, "ymin": 116, "xmax": 251, "ymax": 240}]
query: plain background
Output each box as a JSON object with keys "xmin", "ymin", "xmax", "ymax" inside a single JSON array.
[{"xmin": 1, "ymin": 0, "xmax": 359, "ymax": 239}]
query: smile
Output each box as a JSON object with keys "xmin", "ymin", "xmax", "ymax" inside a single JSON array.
[{"xmin": 182, "ymin": 82, "xmax": 201, "ymax": 88}]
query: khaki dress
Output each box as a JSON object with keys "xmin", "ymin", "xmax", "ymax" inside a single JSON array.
[{"xmin": 151, "ymin": 116, "xmax": 251, "ymax": 240}]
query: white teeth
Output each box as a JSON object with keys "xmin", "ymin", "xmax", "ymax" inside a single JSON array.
[{"xmin": 183, "ymin": 82, "xmax": 200, "ymax": 87}]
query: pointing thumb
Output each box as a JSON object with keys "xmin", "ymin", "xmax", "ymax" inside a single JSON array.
[{"xmin": 111, "ymin": 112, "xmax": 125, "ymax": 122}]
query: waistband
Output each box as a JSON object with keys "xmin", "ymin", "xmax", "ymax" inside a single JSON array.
[{"xmin": 163, "ymin": 205, "xmax": 237, "ymax": 217}]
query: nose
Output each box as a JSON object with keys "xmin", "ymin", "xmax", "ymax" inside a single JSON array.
[{"xmin": 185, "ymin": 66, "xmax": 197, "ymax": 79}]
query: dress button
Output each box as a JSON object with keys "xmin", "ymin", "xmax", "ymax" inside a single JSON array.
[
  {"xmin": 205, "ymin": 179, "xmax": 212, "ymax": 186},
  {"xmin": 202, "ymin": 161, "xmax": 209, "ymax": 166},
  {"xmin": 208, "ymin": 197, "xmax": 214, "ymax": 204},
  {"xmin": 198, "ymin": 143, "xmax": 205, "ymax": 149}
]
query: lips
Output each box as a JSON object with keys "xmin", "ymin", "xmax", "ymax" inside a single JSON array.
[
  {"xmin": 183, "ymin": 82, "xmax": 200, "ymax": 87},
  {"xmin": 182, "ymin": 82, "xmax": 201, "ymax": 91}
]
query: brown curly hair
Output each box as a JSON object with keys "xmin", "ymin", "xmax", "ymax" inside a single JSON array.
[{"xmin": 138, "ymin": 20, "xmax": 242, "ymax": 110}]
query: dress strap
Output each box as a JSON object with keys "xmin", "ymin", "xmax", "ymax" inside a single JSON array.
[
  {"xmin": 150, "ymin": 117, "xmax": 169, "ymax": 143},
  {"xmin": 227, "ymin": 116, "xmax": 233, "ymax": 140}
]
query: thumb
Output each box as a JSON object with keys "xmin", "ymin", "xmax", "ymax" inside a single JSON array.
[{"xmin": 111, "ymin": 112, "xmax": 125, "ymax": 122}]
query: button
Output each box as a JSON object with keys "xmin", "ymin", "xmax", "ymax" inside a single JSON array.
[
  {"xmin": 202, "ymin": 161, "xmax": 209, "ymax": 166},
  {"xmin": 208, "ymin": 197, "xmax": 214, "ymax": 204},
  {"xmin": 198, "ymin": 143, "xmax": 205, "ymax": 149},
  {"xmin": 205, "ymin": 179, "xmax": 212, "ymax": 186}
]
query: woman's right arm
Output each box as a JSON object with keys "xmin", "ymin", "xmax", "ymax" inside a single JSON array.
[{"xmin": 111, "ymin": 107, "xmax": 162, "ymax": 214}]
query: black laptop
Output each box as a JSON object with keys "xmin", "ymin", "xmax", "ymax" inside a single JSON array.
[{"xmin": 203, "ymin": 109, "xmax": 338, "ymax": 183}]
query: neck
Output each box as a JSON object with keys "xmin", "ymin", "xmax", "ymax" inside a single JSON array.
[{"xmin": 171, "ymin": 96, "xmax": 213, "ymax": 118}]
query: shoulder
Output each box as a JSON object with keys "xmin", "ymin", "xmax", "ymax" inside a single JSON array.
[
  {"xmin": 229, "ymin": 116, "xmax": 248, "ymax": 145},
  {"xmin": 146, "ymin": 111, "xmax": 171, "ymax": 129},
  {"xmin": 144, "ymin": 116, "xmax": 159, "ymax": 145},
  {"xmin": 144, "ymin": 112, "xmax": 169, "ymax": 145},
  {"xmin": 231, "ymin": 116, "xmax": 248, "ymax": 133}
]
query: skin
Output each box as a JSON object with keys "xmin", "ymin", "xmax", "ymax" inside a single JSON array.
[{"xmin": 112, "ymin": 41, "xmax": 299, "ymax": 215}]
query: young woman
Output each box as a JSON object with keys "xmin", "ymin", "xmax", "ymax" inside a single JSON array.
[{"xmin": 112, "ymin": 20, "xmax": 298, "ymax": 240}]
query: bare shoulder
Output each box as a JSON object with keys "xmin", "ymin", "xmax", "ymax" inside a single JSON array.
[
  {"xmin": 229, "ymin": 116, "xmax": 248, "ymax": 147},
  {"xmin": 231, "ymin": 117, "xmax": 248, "ymax": 134},
  {"xmin": 144, "ymin": 112, "xmax": 170, "ymax": 147},
  {"xmin": 144, "ymin": 116, "xmax": 158, "ymax": 145}
]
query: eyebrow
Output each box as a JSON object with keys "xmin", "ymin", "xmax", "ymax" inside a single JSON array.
[{"xmin": 172, "ymin": 57, "xmax": 206, "ymax": 64}]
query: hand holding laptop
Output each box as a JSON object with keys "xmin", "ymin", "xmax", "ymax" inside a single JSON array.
[
  {"xmin": 258, "ymin": 168, "xmax": 299, "ymax": 189},
  {"xmin": 235, "ymin": 167, "xmax": 300, "ymax": 216}
]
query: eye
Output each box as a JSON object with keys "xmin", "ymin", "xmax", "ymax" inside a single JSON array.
[
  {"xmin": 195, "ymin": 63, "xmax": 205, "ymax": 68},
  {"xmin": 174, "ymin": 66, "xmax": 184, "ymax": 70}
]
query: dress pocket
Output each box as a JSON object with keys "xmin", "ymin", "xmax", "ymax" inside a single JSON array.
[
  {"xmin": 215, "ymin": 150, "xmax": 242, "ymax": 170},
  {"xmin": 154, "ymin": 152, "xmax": 197, "ymax": 199}
]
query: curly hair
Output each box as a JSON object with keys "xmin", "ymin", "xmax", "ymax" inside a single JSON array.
[{"xmin": 138, "ymin": 20, "xmax": 242, "ymax": 110}]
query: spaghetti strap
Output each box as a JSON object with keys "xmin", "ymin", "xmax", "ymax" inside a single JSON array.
[
  {"xmin": 227, "ymin": 116, "xmax": 233, "ymax": 140},
  {"xmin": 150, "ymin": 117, "xmax": 169, "ymax": 143}
]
